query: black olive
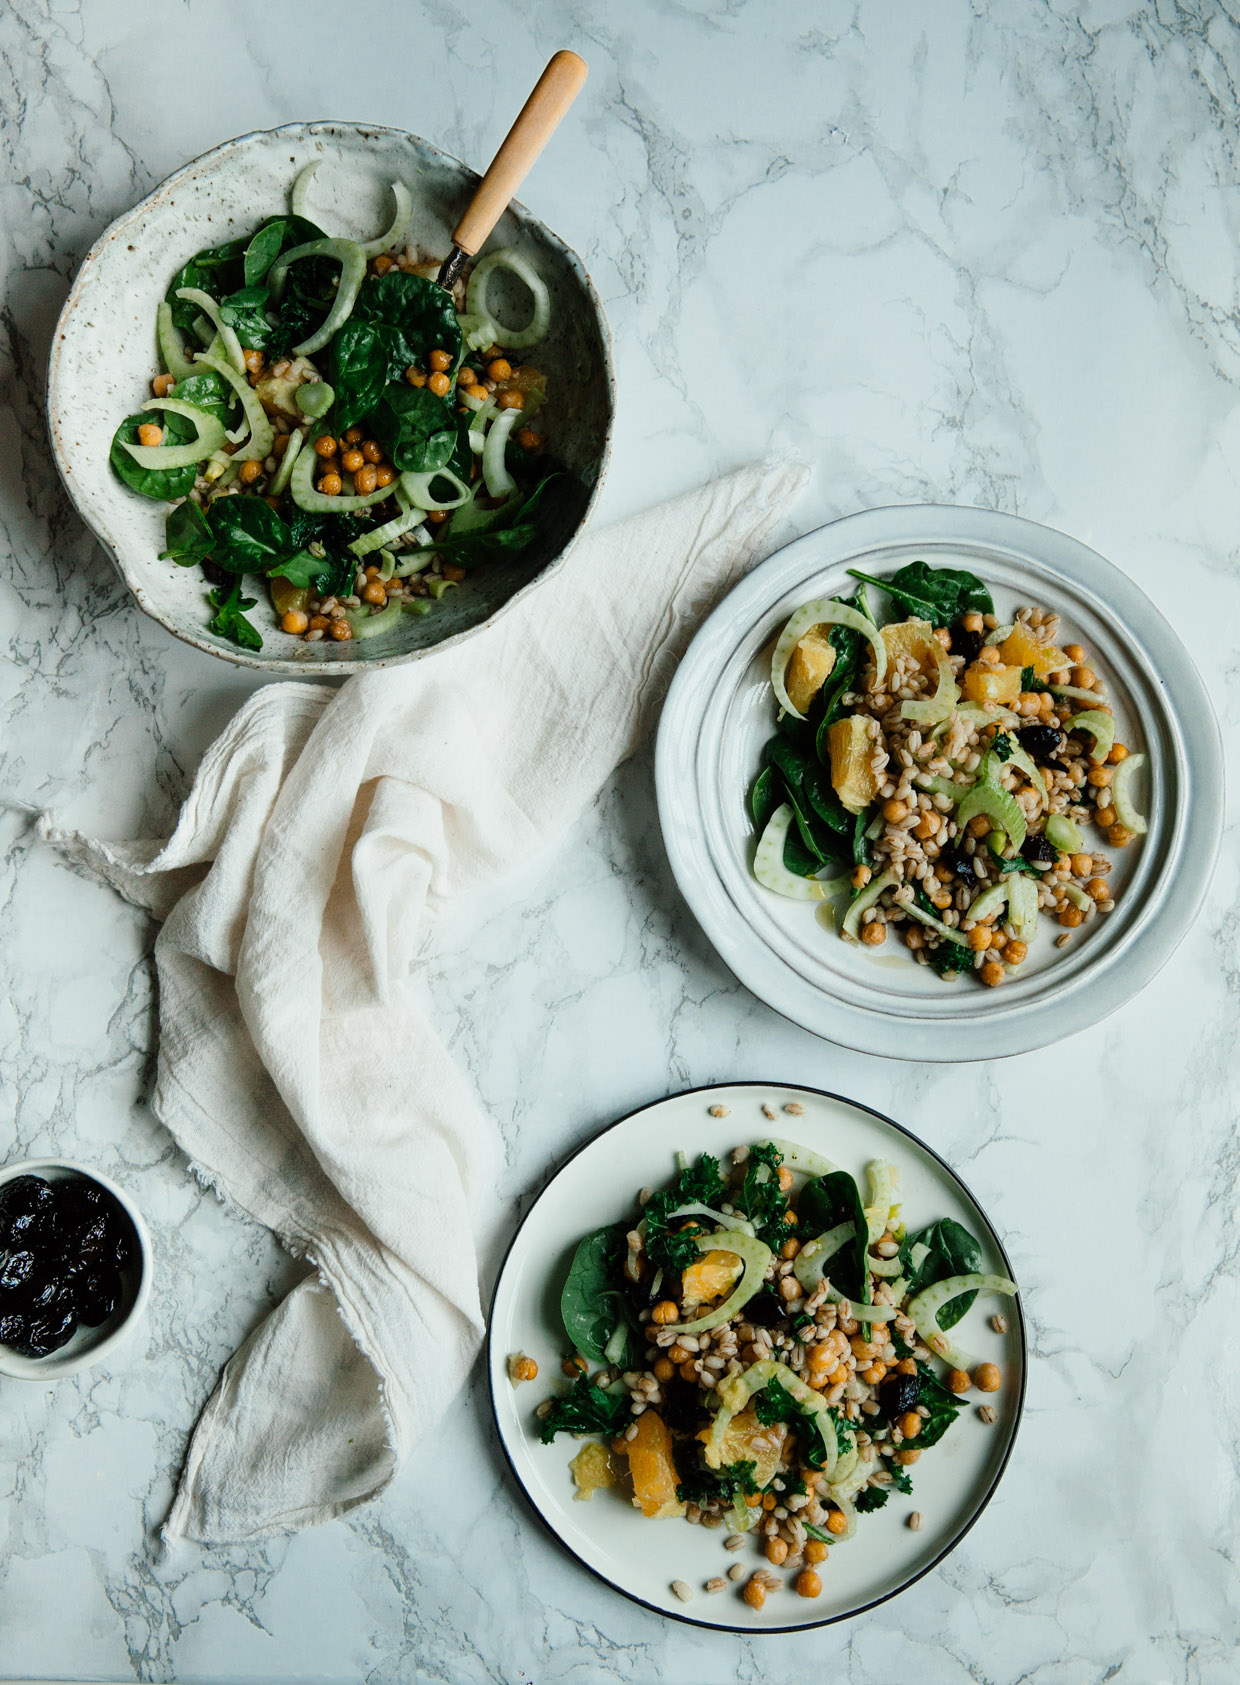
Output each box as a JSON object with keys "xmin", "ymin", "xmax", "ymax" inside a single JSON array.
[
  {"xmin": 878, "ymin": 1371, "xmax": 920, "ymax": 1418},
  {"xmin": 78, "ymin": 1269, "xmax": 121, "ymax": 1328},
  {"xmin": 0, "ymin": 1249, "xmax": 37, "ymax": 1294},
  {"xmin": 0, "ymin": 1310, "xmax": 28, "ymax": 1348},
  {"xmin": 1016, "ymin": 723, "xmax": 1063, "ymax": 763},
  {"xmin": 744, "ymin": 1290, "xmax": 785, "ymax": 1327},
  {"xmin": 20, "ymin": 1307, "xmax": 78, "ymax": 1358},
  {"xmin": 951, "ymin": 620, "xmax": 984, "ymax": 664},
  {"xmin": 1020, "ymin": 832, "xmax": 1057, "ymax": 865},
  {"xmin": 938, "ymin": 844, "xmax": 975, "ymax": 883}
]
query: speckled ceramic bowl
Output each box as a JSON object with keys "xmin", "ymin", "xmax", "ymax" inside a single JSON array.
[{"xmin": 46, "ymin": 121, "xmax": 613, "ymax": 672}]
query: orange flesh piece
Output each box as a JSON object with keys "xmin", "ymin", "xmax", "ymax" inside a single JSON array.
[{"xmin": 626, "ymin": 1409, "xmax": 685, "ymax": 1518}]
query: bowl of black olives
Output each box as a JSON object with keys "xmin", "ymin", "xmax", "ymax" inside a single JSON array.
[{"xmin": 0, "ymin": 1159, "xmax": 151, "ymax": 1379}]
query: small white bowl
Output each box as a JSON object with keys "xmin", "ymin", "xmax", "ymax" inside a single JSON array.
[
  {"xmin": 0, "ymin": 1159, "xmax": 152, "ymax": 1380},
  {"xmin": 46, "ymin": 120, "xmax": 613, "ymax": 672}
]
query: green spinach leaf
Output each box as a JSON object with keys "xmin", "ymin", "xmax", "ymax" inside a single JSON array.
[
  {"xmin": 913, "ymin": 1361, "xmax": 965, "ymax": 1448},
  {"xmin": 207, "ymin": 495, "xmax": 292, "ymax": 574},
  {"xmin": 798, "ymin": 1170, "xmax": 869, "ymax": 1305},
  {"xmin": 220, "ymin": 284, "xmax": 274, "ymax": 350},
  {"xmin": 369, "ymin": 382, "xmax": 458, "ymax": 473},
  {"xmin": 109, "ymin": 412, "xmax": 197, "ymax": 501},
  {"xmin": 560, "ymin": 1224, "xmax": 636, "ymax": 1365},
  {"xmin": 168, "ymin": 370, "xmax": 234, "ymax": 426},
  {"xmin": 207, "ymin": 578, "xmax": 262, "ymax": 650},
  {"xmin": 846, "ymin": 561, "xmax": 994, "ymax": 625},
  {"xmin": 160, "ymin": 500, "xmax": 214, "ymax": 566},
  {"xmin": 750, "ymin": 765, "xmax": 781, "ymax": 831},
  {"xmin": 353, "ymin": 271, "xmax": 463, "ymax": 377},
  {"xmin": 899, "ymin": 1218, "xmax": 982, "ymax": 1328},
  {"xmin": 330, "ymin": 320, "xmax": 390, "ymax": 434}
]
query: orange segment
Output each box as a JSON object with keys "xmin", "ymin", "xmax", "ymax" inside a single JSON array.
[
  {"xmin": 827, "ymin": 715, "xmax": 882, "ymax": 813},
  {"xmin": 625, "ymin": 1409, "xmax": 685, "ymax": 1518},
  {"xmin": 784, "ymin": 629, "xmax": 837, "ymax": 715},
  {"xmin": 697, "ymin": 1405, "xmax": 786, "ymax": 1488},
  {"xmin": 681, "ymin": 1249, "xmax": 744, "ymax": 1310},
  {"xmin": 996, "ymin": 621, "xmax": 1071, "ymax": 680},
  {"xmin": 570, "ymin": 1441, "xmax": 618, "ymax": 1502},
  {"xmin": 880, "ymin": 617, "xmax": 937, "ymax": 675},
  {"xmin": 962, "ymin": 663, "xmax": 1023, "ymax": 705}
]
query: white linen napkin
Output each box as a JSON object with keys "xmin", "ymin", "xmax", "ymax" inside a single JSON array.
[{"xmin": 40, "ymin": 461, "xmax": 808, "ymax": 1544}]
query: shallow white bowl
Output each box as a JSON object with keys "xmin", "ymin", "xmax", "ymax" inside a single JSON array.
[
  {"xmin": 488, "ymin": 1083, "xmax": 1025, "ymax": 1632},
  {"xmin": 46, "ymin": 121, "xmax": 613, "ymax": 672},
  {"xmin": 655, "ymin": 505, "xmax": 1223, "ymax": 1062},
  {"xmin": 0, "ymin": 1158, "xmax": 152, "ymax": 1380}
]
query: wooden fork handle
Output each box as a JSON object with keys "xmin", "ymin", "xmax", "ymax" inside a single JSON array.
[{"xmin": 451, "ymin": 50, "xmax": 588, "ymax": 257}]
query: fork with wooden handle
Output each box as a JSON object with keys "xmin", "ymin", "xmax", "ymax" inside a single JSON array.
[{"xmin": 437, "ymin": 50, "xmax": 588, "ymax": 292}]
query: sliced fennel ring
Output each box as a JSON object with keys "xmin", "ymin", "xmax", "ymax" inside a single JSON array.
[
  {"xmin": 121, "ymin": 399, "xmax": 227, "ymax": 469},
  {"xmin": 465, "ymin": 249, "xmax": 551, "ymax": 350},
  {"xmin": 772, "ymin": 600, "xmax": 887, "ymax": 719},
  {"xmin": 1110, "ymin": 751, "xmax": 1148, "ymax": 835},
  {"xmin": 908, "ymin": 1270, "xmax": 1018, "ymax": 1371},
  {"xmin": 707, "ymin": 1359, "xmax": 850, "ymax": 1478},
  {"xmin": 195, "ymin": 350, "xmax": 274, "ymax": 464},
  {"xmin": 267, "ymin": 237, "xmax": 368, "ymax": 357},
  {"xmin": 753, "ymin": 805, "xmax": 833, "ymax": 901},
  {"xmin": 662, "ymin": 1231, "xmax": 773, "ymax": 1337},
  {"xmin": 175, "ymin": 288, "xmax": 247, "ymax": 374}
]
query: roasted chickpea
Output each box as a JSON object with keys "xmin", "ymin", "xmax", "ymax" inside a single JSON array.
[
  {"xmin": 341, "ymin": 448, "xmax": 365, "ymax": 473},
  {"xmin": 487, "ymin": 357, "xmax": 513, "ymax": 382},
  {"xmin": 314, "ymin": 434, "xmax": 338, "ymax": 458},
  {"xmin": 317, "ymin": 473, "xmax": 342, "ymax": 496},
  {"xmin": 362, "ymin": 581, "xmax": 387, "ymax": 605},
  {"xmin": 280, "ymin": 609, "xmax": 309, "ymax": 635},
  {"xmin": 429, "ymin": 348, "xmax": 452, "ymax": 372},
  {"xmin": 329, "ymin": 619, "xmax": 353, "ymax": 641},
  {"xmin": 136, "ymin": 422, "xmax": 163, "ymax": 447},
  {"xmin": 861, "ymin": 921, "xmax": 886, "ymax": 946},
  {"xmin": 796, "ymin": 1569, "xmax": 822, "ymax": 1598},
  {"xmin": 826, "ymin": 1509, "xmax": 848, "ymax": 1535},
  {"xmin": 374, "ymin": 464, "xmax": 395, "ymax": 488},
  {"xmin": 238, "ymin": 459, "xmax": 263, "ymax": 485},
  {"xmin": 980, "ymin": 960, "xmax": 1005, "ymax": 987},
  {"xmin": 353, "ymin": 465, "xmax": 378, "ymax": 495},
  {"xmin": 516, "ymin": 428, "xmax": 543, "ymax": 451},
  {"xmin": 974, "ymin": 1362, "xmax": 1001, "ymax": 1392}
]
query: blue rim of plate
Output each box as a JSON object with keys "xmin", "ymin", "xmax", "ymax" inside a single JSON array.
[
  {"xmin": 485, "ymin": 1080, "xmax": 1028, "ymax": 1634},
  {"xmin": 655, "ymin": 505, "xmax": 1224, "ymax": 1061}
]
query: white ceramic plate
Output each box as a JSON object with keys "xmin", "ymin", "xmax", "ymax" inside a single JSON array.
[
  {"xmin": 0, "ymin": 1159, "xmax": 152, "ymax": 1380},
  {"xmin": 46, "ymin": 121, "xmax": 613, "ymax": 672},
  {"xmin": 488, "ymin": 1083, "xmax": 1025, "ymax": 1633},
  {"xmin": 655, "ymin": 506, "xmax": 1223, "ymax": 1061}
]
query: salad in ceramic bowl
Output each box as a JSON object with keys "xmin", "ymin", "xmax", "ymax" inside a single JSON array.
[{"xmin": 47, "ymin": 122, "xmax": 612, "ymax": 671}]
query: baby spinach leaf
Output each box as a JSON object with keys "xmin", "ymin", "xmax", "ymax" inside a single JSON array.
[
  {"xmin": 369, "ymin": 383, "xmax": 457, "ymax": 473},
  {"xmin": 160, "ymin": 500, "xmax": 214, "ymax": 566},
  {"xmin": 750, "ymin": 766, "xmax": 781, "ymax": 831},
  {"xmin": 207, "ymin": 579, "xmax": 262, "ymax": 650},
  {"xmin": 852, "ymin": 810, "xmax": 872, "ymax": 867},
  {"xmin": 330, "ymin": 320, "xmax": 389, "ymax": 435},
  {"xmin": 220, "ymin": 284, "xmax": 274, "ymax": 351},
  {"xmin": 266, "ymin": 549, "xmax": 330, "ymax": 589},
  {"xmin": 207, "ymin": 496, "xmax": 293, "ymax": 575},
  {"xmin": 798, "ymin": 1170, "xmax": 869, "ymax": 1304},
  {"xmin": 353, "ymin": 271, "xmax": 462, "ymax": 377},
  {"xmin": 430, "ymin": 474, "xmax": 566, "ymax": 563},
  {"xmin": 560, "ymin": 1224, "xmax": 635, "ymax": 1364},
  {"xmin": 899, "ymin": 1218, "xmax": 982, "ymax": 1328},
  {"xmin": 169, "ymin": 370, "xmax": 234, "ymax": 426},
  {"xmin": 913, "ymin": 1362, "xmax": 964, "ymax": 1449},
  {"xmin": 537, "ymin": 1373, "xmax": 630, "ymax": 1443},
  {"xmin": 244, "ymin": 221, "xmax": 286, "ymax": 288},
  {"xmin": 109, "ymin": 412, "xmax": 197, "ymax": 501},
  {"xmin": 847, "ymin": 561, "xmax": 993, "ymax": 625}
]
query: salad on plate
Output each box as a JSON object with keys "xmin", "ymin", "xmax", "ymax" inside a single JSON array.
[
  {"xmin": 109, "ymin": 164, "xmax": 562, "ymax": 651},
  {"xmin": 748, "ymin": 561, "xmax": 1149, "ymax": 984},
  {"xmin": 523, "ymin": 1126, "xmax": 1017, "ymax": 1612}
]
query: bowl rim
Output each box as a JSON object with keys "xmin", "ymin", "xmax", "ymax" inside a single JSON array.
[
  {"xmin": 485, "ymin": 1079, "xmax": 1028, "ymax": 1633},
  {"xmin": 45, "ymin": 118, "xmax": 614, "ymax": 675},
  {"xmin": 0, "ymin": 1157, "xmax": 153, "ymax": 1380},
  {"xmin": 655, "ymin": 503, "xmax": 1225, "ymax": 1061}
]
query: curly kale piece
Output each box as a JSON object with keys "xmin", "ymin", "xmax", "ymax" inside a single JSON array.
[{"xmin": 537, "ymin": 1373, "xmax": 630, "ymax": 1444}]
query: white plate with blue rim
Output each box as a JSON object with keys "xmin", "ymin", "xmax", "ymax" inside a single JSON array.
[
  {"xmin": 654, "ymin": 505, "xmax": 1222, "ymax": 1061},
  {"xmin": 487, "ymin": 1083, "xmax": 1026, "ymax": 1633}
]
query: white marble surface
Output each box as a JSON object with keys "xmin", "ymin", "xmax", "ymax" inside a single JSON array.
[{"xmin": 1, "ymin": 1, "xmax": 1238, "ymax": 1680}]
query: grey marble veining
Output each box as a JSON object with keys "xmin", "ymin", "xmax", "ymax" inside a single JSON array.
[{"xmin": 2, "ymin": 1, "xmax": 1238, "ymax": 1680}]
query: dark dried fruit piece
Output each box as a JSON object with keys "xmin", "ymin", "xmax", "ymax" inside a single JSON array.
[
  {"xmin": 55, "ymin": 1178, "xmax": 108, "ymax": 1237},
  {"xmin": 0, "ymin": 1311, "xmax": 28, "ymax": 1348},
  {"xmin": 1020, "ymin": 832, "xmax": 1057, "ymax": 866},
  {"xmin": 878, "ymin": 1371, "xmax": 920, "ymax": 1418},
  {"xmin": 21, "ymin": 1308, "xmax": 78, "ymax": 1358},
  {"xmin": 1015, "ymin": 723, "xmax": 1063, "ymax": 763},
  {"xmin": 0, "ymin": 1249, "xmax": 37, "ymax": 1294},
  {"xmin": 78, "ymin": 1269, "xmax": 121, "ymax": 1328}
]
